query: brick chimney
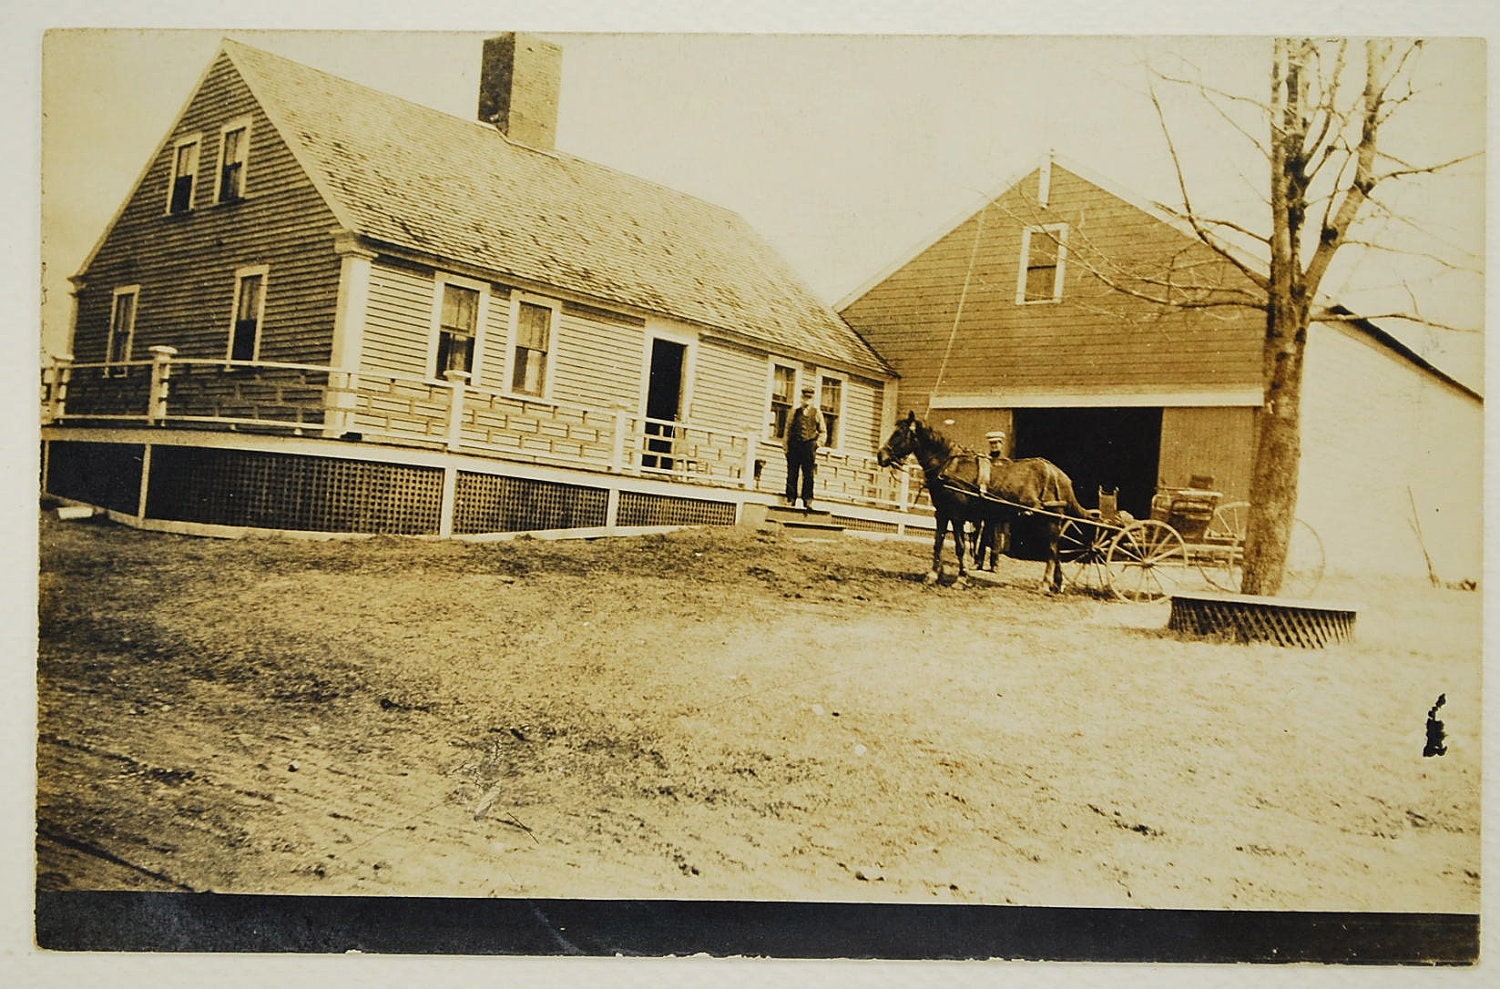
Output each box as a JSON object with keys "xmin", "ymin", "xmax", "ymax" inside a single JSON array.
[{"xmin": 478, "ymin": 33, "xmax": 562, "ymax": 150}]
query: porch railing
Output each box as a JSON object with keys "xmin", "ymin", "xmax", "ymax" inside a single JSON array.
[{"xmin": 42, "ymin": 354, "xmax": 927, "ymax": 513}]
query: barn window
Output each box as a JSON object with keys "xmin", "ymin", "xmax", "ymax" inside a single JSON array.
[
  {"xmin": 1017, "ymin": 223, "xmax": 1068, "ymax": 303},
  {"xmin": 819, "ymin": 373, "xmax": 844, "ymax": 448},
  {"xmin": 166, "ymin": 134, "xmax": 201, "ymax": 214},
  {"xmin": 215, "ymin": 118, "xmax": 252, "ymax": 203},
  {"xmin": 227, "ymin": 266, "xmax": 268, "ymax": 363},
  {"xmin": 435, "ymin": 282, "xmax": 481, "ymax": 380},
  {"xmin": 104, "ymin": 286, "xmax": 140, "ymax": 376},
  {"xmin": 509, "ymin": 297, "xmax": 557, "ymax": 398},
  {"xmin": 767, "ymin": 362, "xmax": 798, "ymax": 440}
]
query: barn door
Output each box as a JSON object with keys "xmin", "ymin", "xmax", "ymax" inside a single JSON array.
[{"xmin": 642, "ymin": 337, "xmax": 687, "ymax": 471}]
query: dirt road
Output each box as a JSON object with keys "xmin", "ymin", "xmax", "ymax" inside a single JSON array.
[{"xmin": 36, "ymin": 517, "xmax": 1481, "ymax": 912}]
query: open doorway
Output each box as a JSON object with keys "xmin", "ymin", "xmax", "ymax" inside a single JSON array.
[
  {"xmin": 642, "ymin": 337, "xmax": 687, "ymax": 471},
  {"xmin": 1012, "ymin": 406, "xmax": 1163, "ymax": 518}
]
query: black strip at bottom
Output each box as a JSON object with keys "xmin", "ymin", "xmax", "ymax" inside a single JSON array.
[{"xmin": 35, "ymin": 893, "xmax": 1478, "ymax": 964}]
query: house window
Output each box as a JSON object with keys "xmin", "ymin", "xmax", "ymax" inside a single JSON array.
[
  {"xmin": 216, "ymin": 118, "xmax": 251, "ymax": 203},
  {"xmin": 228, "ymin": 267, "xmax": 268, "ymax": 363},
  {"xmin": 105, "ymin": 286, "xmax": 139, "ymax": 375},
  {"xmin": 510, "ymin": 298, "xmax": 555, "ymax": 398},
  {"xmin": 435, "ymin": 283, "xmax": 480, "ymax": 379},
  {"xmin": 167, "ymin": 135, "xmax": 201, "ymax": 214},
  {"xmin": 819, "ymin": 375, "xmax": 844, "ymax": 448},
  {"xmin": 1018, "ymin": 223, "xmax": 1068, "ymax": 303},
  {"xmin": 768, "ymin": 362, "xmax": 797, "ymax": 440}
]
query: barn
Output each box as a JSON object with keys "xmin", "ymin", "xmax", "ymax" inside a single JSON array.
[
  {"xmin": 838, "ymin": 155, "xmax": 1482, "ymax": 582},
  {"xmin": 42, "ymin": 35, "xmax": 912, "ymax": 539}
]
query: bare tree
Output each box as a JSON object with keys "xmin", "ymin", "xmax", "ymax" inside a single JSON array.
[{"xmin": 1063, "ymin": 38, "xmax": 1477, "ymax": 595}]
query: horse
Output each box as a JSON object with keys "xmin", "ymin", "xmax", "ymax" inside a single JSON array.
[{"xmin": 877, "ymin": 412, "xmax": 1090, "ymax": 590}]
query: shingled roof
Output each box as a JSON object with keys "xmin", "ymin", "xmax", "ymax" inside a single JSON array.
[{"xmin": 223, "ymin": 39, "xmax": 891, "ymax": 376}]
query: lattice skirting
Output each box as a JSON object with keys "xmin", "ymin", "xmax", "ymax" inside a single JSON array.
[
  {"xmin": 43, "ymin": 438, "xmax": 745, "ymax": 539},
  {"xmin": 454, "ymin": 472, "xmax": 608, "ymax": 534},
  {"xmin": 146, "ymin": 446, "xmax": 445, "ymax": 535},
  {"xmin": 617, "ymin": 491, "xmax": 736, "ymax": 527},
  {"xmin": 45, "ymin": 441, "xmax": 144, "ymax": 515},
  {"xmin": 1168, "ymin": 594, "xmax": 1357, "ymax": 648}
]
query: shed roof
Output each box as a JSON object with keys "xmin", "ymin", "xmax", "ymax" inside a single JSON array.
[{"xmin": 222, "ymin": 39, "xmax": 891, "ymax": 376}]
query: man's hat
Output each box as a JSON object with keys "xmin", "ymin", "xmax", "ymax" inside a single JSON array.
[{"xmin": 801, "ymin": 387, "xmax": 815, "ymax": 396}]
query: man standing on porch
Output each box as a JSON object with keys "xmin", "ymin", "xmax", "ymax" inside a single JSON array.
[{"xmin": 784, "ymin": 386, "xmax": 824, "ymax": 512}]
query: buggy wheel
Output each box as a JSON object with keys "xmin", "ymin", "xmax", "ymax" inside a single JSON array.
[
  {"xmin": 1057, "ymin": 518, "xmax": 1111, "ymax": 596},
  {"xmin": 1204, "ymin": 515, "xmax": 1325, "ymax": 598},
  {"xmin": 1200, "ymin": 500, "xmax": 1248, "ymax": 591},
  {"xmin": 1284, "ymin": 519, "xmax": 1326, "ymax": 597},
  {"xmin": 1107, "ymin": 520, "xmax": 1188, "ymax": 602}
]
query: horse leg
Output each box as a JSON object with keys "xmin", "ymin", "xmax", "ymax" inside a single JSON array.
[
  {"xmin": 925, "ymin": 515, "xmax": 944, "ymax": 584},
  {"xmin": 951, "ymin": 521, "xmax": 970, "ymax": 585},
  {"xmin": 1045, "ymin": 519, "xmax": 1064, "ymax": 594}
]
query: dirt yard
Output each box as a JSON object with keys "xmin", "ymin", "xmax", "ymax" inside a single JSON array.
[{"xmin": 35, "ymin": 514, "xmax": 1481, "ymax": 913}]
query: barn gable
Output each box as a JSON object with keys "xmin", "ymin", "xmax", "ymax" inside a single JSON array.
[{"xmin": 840, "ymin": 159, "xmax": 1265, "ymax": 411}]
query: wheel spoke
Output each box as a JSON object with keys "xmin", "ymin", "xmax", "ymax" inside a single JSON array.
[{"xmin": 1107, "ymin": 520, "xmax": 1187, "ymax": 602}]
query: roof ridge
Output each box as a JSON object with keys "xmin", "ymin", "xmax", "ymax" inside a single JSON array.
[
  {"xmin": 219, "ymin": 36, "xmax": 750, "ymax": 226},
  {"xmin": 215, "ymin": 36, "xmax": 889, "ymax": 376}
]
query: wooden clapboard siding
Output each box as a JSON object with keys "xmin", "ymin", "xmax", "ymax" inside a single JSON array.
[
  {"xmin": 693, "ymin": 337, "xmax": 769, "ymax": 433},
  {"xmin": 837, "ymin": 375, "xmax": 884, "ymax": 455},
  {"xmin": 74, "ymin": 52, "xmax": 341, "ymax": 367},
  {"xmin": 363, "ymin": 260, "xmax": 439, "ymax": 378},
  {"xmin": 1157, "ymin": 407, "xmax": 1255, "ymax": 502},
  {"xmin": 842, "ymin": 165, "xmax": 1263, "ymax": 411},
  {"xmin": 473, "ymin": 285, "xmax": 514, "ymax": 391},
  {"xmin": 549, "ymin": 305, "xmax": 646, "ymax": 410}
]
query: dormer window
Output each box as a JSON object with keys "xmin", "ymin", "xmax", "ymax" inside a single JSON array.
[
  {"xmin": 167, "ymin": 134, "xmax": 201, "ymax": 214},
  {"xmin": 1017, "ymin": 223, "xmax": 1068, "ymax": 304},
  {"xmin": 215, "ymin": 118, "xmax": 252, "ymax": 203}
]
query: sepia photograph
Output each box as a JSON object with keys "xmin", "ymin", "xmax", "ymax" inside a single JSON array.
[{"xmin": 29, "ymin": 17, "xmax": 1486, "ymax": 968}]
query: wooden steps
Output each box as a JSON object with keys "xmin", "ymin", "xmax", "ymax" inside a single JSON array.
[{"xmin": 765, "ymin": 505, "xmax": 845, "ymax": 533}]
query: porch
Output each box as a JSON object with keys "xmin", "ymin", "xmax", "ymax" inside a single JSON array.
[{"xmin": 41, "ymin": 351, "xmax": 930, "ymax": 538}]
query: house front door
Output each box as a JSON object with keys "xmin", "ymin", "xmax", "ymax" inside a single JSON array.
[{"xmin": 642, "ymin": 337, "xmax": 687, "ymax": 471}]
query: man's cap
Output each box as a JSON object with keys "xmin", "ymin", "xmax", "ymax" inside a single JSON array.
[{"xmin": 801, "ymin": 387, "xmax": 815, "ymax": 396}]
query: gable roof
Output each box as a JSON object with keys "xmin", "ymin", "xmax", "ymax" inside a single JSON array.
[
  {"xmin": 220, "ymin": 39, "xmax": 891, "ymax": 376},
  {"xmin": 837, "ymin": 151, "xmax": 1478, "ymax": 397}
]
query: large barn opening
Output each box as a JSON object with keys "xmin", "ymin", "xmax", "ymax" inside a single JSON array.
[{"xmin": 1012, "ymin": 406, "xmax": 1163, "ymax": 518}]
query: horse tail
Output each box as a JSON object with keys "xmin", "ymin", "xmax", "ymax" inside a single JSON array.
[{"xmin": 1046, "ymin": 465, "xmax": 1088, "ymax": 518}]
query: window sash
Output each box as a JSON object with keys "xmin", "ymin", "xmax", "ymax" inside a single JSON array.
[
  {"xmin": 108, "ymin": 293, "xmax": 136, "ymax": 363},
  {"xmin": 1020, "ymin": 225, "xmax": 1067, "ymax": 302},
  {"xmin": 510, "ymin": 346, "xmax": 546, "ymax": 395},
  {"xmin": 820, "ymin": 377, "xmax": 843, "ymax": 446},
  {"xmin": 169, "ymin": 141, "xmax": 198, "ymax": 213},
  {"xmin": 436, "ymin": 331, "xmax": 475, "ymax": 377},
  {"xmin": 510, "ymin": 301, "xmax": 552, "ymax": 396},
  {"xmin": 441, "ymin": 284, "xmax": 480, "ymax": 334},
  {"xmin": 769, "ymin": 364, "xmax": 796, "ymax": 439},
  {"xmin": 218, "ymin": 127, "xmax": 247, "ymax": 202},
  {"xmin": 229, "ymin": 273, "xmax": 264, "ymax": 362},
  {"xmin": 1024, "ymin": 262, "xmax": 1059, "ymax": 301}
]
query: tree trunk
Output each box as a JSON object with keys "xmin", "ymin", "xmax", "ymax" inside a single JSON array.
[
  {"xmin": 1240, "ymin": 38, "xmax": 1311, "ymax": 596},
  {"xmin": 1241, "ymin": 306, "xmax": 1305, "ymax": 595}
]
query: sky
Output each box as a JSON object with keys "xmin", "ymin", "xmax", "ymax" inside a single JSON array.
[
  {"xmin": 37, "ymin": 25, "xmax": 1488, "ymax": 390},
  {"xmin": 30, "ymin": 13, "xmax": 1493, "ymax": 399}
]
